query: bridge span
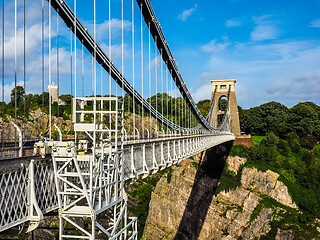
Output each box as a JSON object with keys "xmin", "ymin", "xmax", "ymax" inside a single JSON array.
[
  {"xmin": 0, "ymin": 132, "xmax": 234, "ymax": 234},
  {"xmin": 0, "ymin": 0, "xmax": 235, "ymax": 238}
]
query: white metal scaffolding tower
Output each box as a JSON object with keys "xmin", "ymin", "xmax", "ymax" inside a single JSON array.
[{"xmin": 52, "ymin": 96, "xmax": 137, "ymax": 239}]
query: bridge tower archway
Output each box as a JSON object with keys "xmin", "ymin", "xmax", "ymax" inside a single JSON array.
[{"xmin": 210, "ymin": 80, "xmax": 241, "ymax": 136}]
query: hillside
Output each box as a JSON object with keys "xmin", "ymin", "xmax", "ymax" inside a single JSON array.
[{"xmin": 142, "ymin": 152, "xmax": 320, "ymax": 239}]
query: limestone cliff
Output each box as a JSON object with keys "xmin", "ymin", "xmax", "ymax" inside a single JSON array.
[
  {"xmin": 142, "ymin": 155, "xmax": 319, "ymax": 240},
  {"xmin": 0, "ymin": 110, "xmax": 158, "ymax": 140},
  {"xmin": 0, "ymin": 109, "xmax": 72, "ymax": 140}
]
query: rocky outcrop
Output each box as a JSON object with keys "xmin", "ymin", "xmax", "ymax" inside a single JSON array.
[
  {"xmin": 226, "ymin": 156, "xmax": 246, "ymax": 173},
  {"xmin": 0, "ymin": 110, "xmax": 160, "ymax": 141},
  {"xmin": 142, "ymin": 156, "xmax": 299, "ymax": 240},
  {"xmin": 0, "ymin": 109, "xmax": 72, "ymax": 140},
  {"xmin": 241, "ymin": 208, "xmax": 272, "ymax": 240},
  {"xmin": 241, "ymin": 168, "xmax": 297, "ymax": 209},
  {"xmin": 275, "ymin": 229, "xmax": 294, "ymax": 240}
]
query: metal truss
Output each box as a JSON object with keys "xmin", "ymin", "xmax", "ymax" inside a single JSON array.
[
  {"xmin": 0, "ymin": 159, "xmax": 57, "ymax": 233},
  {"xmin": 52, "ymin": 97, "xmax": 137, "ymax": 239}
]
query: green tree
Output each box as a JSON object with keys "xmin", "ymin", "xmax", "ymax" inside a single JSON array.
[
  {"xmin": 288, "ymin": 102, "xmax": 319, "ymax": 138},
  {"xmin": 219, "ymin": 98, "xmax": 228, "ymax": 112},
  {"xmin": 59, "ymin": 94, "xmax": 73, "ymax": 105},
  {"xmin": 239, "ymin": 101, "xmax": 320, "ymax": 139},
  {"xmin": 10, "ymin": 85, "xmax": 25, "ymax": 107},
  {"xmin": 196, "ymin": 99, "xmax": 210, "ymax": 117}
]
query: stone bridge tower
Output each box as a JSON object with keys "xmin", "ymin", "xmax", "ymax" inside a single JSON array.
[{"xmin": 210, "ymin": 80, "xmax": 241, "ymax": 136}]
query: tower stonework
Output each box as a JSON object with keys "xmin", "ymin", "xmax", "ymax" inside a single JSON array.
[
  {"xmin": 211, "ymin": 79, "xmax": 241, "ymax": 136},
  {"xmin": 48, "ymin": 82, "xmax": 59, "ymax": 103}
]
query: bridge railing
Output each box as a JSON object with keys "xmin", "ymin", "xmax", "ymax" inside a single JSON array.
[
  {"xmin": 0, "ymin": 146, "xmax": 34, "ymax": 160},
  {"xmin": 0, "ymin": 159, "xmax": 57, "ymax": 233}
]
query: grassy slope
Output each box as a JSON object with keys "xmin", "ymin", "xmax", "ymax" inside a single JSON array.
[{"xmin": 252, "ymin": 135, "xmax": 266, "ymax": 144}]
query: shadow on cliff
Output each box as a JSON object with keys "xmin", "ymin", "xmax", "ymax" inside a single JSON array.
[{"xmin": 174, "ymin": 140, "xmax": 234, "ymax": 240}]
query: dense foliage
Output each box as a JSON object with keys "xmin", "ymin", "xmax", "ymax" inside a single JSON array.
[
  {"xmin": 127, "ymin": 93, "xmax": 198, "ymax": 128},
  {"xmin": 0, "ymin": 86, "xmax": 73, "ymax": 121},
  {"xmin": 240, "ymin": 101, "xmax": 320, "ymax": 140},
  {"xmin": 2, "ymin": 86, "xmax": 231, "ymax": 131},
  {"xmin": 127, "ymin": 167, "xmax": 174, "ymax": 239},
  {"xmin": 196, "ymin": 99, "xmax": 211, "ymax": 116},
  {"xmin": 1, "ymin": 86, "xmax": 203, "ymax": 128},
  {"xmin": 232, "ymin": 133, "xmax": 320, "ymax": 219}
]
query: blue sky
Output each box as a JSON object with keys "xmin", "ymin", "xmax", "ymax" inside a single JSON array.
[
  {"xmin": 1, "ymin": 0, "xmax": 320, "ymax": 109},
  {"xmin": 151, "ymin": 0, "xmax": 320, "ymax": 108}
]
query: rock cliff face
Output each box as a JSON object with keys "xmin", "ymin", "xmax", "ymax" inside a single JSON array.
[
  {"xmin": 0, "ymin": 109, "xmax": 72, "ymax": 140},
  {"xmin": 241, "ymin": 167, "xmax": 297, "ymax": 209},
  {"xmin": 142, "ymin": 155, "xmax": 299, "ymax": 240},
  {"xmin": 0, "ymin": 110, "xmax": 158, "ymax": 140}
]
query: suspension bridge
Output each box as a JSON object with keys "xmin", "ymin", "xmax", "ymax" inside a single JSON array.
[{"xmin": 0, "ymin": 0, "xmax": 235, "ymax": 239}]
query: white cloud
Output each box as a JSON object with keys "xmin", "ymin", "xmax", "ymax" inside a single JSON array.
[
  {"xmin": 0, "ymin": 23, "xmax": 50, "ymax": 61},
  {"xmin": 168, "ymin": 88, "xmax": 180, "ymax": 98},
  {"xmin": 251, "ymin": 15, "xmax": 278, "ymax": 41},
  {"xmin": 196, "ymin": 39, "xmax": 320, "ymax": 108},
  {"xmin": 267, "ymin": 69, "xmax": 320, "ymax": 101},
  {"xmin": 148, "ymin": 55, "xmax": 162, "ymax": 69},
  {"xmin": 100, "ymin": 43, "xmax": 130, "ymax": 61},
  {"xmin": 0, "ymin": 81, "xmax": 25, "ymax": 103},
  {"xmin": 251, "ymin": 25, "xmax": 277, "ymax": 41},
  {"xmin": 310, "ymin": 19, "xmax": 320, "ymax": 28},
  {"xmin": 197, "ymin": 72, "xmax": 231, "ymax": 84},
  {"xmin": 226, "ymin": 19, "xmax": 243, "ymax": 28},
  {"xmin": 191, "ymin": 82, "xmax": 212, "ymax": 102},
  {"xmin": 96, "ymin": 19, "xmax": 131, "ymax": 41},
  {"xmin": 178, "ymin": 5, "xmax": 197, "ymax": 22},
  {"xmin": 201, "ymin": 37, "xmax": 230, "ymax": 53},
  {"xmin": 0, "ymin": 1, "xmax": 133, "ymax": 99}
]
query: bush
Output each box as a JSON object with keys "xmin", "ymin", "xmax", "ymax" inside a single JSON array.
[
  {"xmin": 215, "ymin": 163, "xmax": 243, "ymax": 195},
  {"xmin": 229, "ymin": 144, "xmax": 249, "ymax": 158},
  {"xmin": 167, "ymin": 167, "xmax": 173, "ymax": 183},
  {"xmin": 300, "ymin": 135, "xmax": 317, "ymax": 150},
  {"xmin": 246, "ymin": 136, "xmax": 320, "ymax": 219}
]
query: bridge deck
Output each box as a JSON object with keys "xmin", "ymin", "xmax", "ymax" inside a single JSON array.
[{"xmin": 0, "ymin": 133, "xmax": 234, "ymax": 233}]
